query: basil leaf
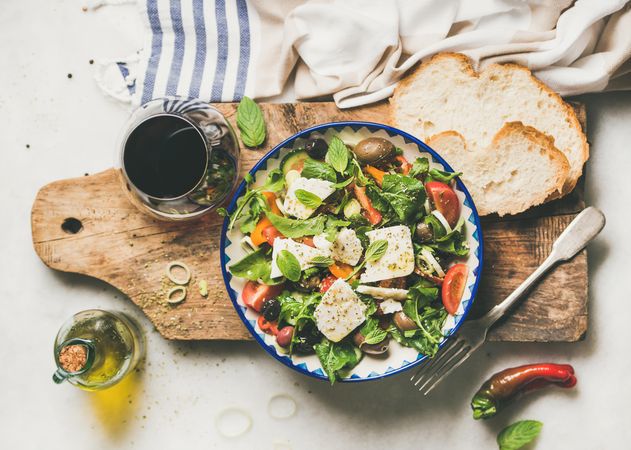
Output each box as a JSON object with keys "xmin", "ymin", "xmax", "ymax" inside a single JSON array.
[
  {"xmin": 310, "ymin": 256, "xmax": 335, "ymax": 267},
  {"xmin": 236, "ymin": 96, "xmax": 266, "ymax": 147},
  {"xmin": 277, "ymin": 250, "xmax": 301, "ymax": 282},
  {"xmin": 266, "ymin": 213, "xmax": 327, "ymax": 238},
  {"xmin": 228, "ymin": 248, "xmax": 278, "ymax": 285},
  {"xmin": 409, "ymin": 157, "xmax": 429, "ymax": 178},
  {"xmin": 325, "ymin": 136, "xmax": 349, "ymax": 173},
  {"xmin": 315, "ymin": 339, "xmax": 362, "ymax": 385},
  {"xmin": 302, "ymin": 158, "xmax": 337, "ymax": 183},
  {"xmin": 365, "ymin": 239, "xmax": 388, "ymax": 262},
  {"xmin": 295, "ymin": 189, "xmax": 323, "ymax": 209},
  {"xmin": 497, "ymin": 420, "xmax": 543, "ymax": 450},
  {"xmin": 427, "ymin": 168, "xmax": 462, "ymax": 184}
]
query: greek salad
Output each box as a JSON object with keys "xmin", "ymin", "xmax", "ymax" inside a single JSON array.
[{"xmin": 224, "ymin": 133, "xmax": 470, "ymax": 383}]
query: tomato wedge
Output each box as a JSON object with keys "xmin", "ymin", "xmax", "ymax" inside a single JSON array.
[
  {"xmin": 262, "ymin": 226, "xmax": 284, "ymax": 246},
  {"xmin": 441, "ymin": 264, "xmax": 468, "ymax": 315},
  {"xmin": 353, "ymin": 184, "xmax": 382, "ymax": 225},
  {"xmin": 320, "ymin": 274, "xmax": 338, "ymax": 293},
  {"xmin": 242, "ymin": 281, "xmax": 283, "ymax": 312},
  {"xmin": 425, "ymin": 181, "xmax": 460, "ymax": 228}
]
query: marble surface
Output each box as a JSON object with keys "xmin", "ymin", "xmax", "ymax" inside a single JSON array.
[{"xmin": 2, "ymin": 2, "xmax": 631, "ymax": 449}]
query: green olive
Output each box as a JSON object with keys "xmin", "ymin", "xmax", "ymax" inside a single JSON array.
[{"xmin": 352, "ymin": 137, "xmax": 395, "ymax": 164}]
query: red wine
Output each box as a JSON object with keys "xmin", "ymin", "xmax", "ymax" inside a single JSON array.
[{"xmin": 123, "ymin": 115, "xmax": 207, "ymax": 199}]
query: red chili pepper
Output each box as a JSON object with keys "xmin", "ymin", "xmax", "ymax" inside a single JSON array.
[
  {"xmin": 257, "ymin": 316, "xmax": 279, "ymax": 336},
  {"xmin": 471, "ymin": 363, "xmax": 576, "ymax": 419},
  {"xmin": 353, "ymin": 184, "xmax": 382, "ymax": 225}
]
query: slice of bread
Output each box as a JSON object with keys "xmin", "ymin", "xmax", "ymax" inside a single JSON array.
[
  {"xmin": 390, "ymin": 53, "xmax": 588, "ymax": 194},
  {"xmin": 427, "ymin": 122, "xmax": 570, "ymax": 216}
]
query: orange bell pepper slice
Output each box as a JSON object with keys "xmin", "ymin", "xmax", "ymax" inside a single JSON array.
[
  {"xmin": 365, "ymin": 165, "xmax": 386, "ymax": 187},
  {"xmin": 329, "ymin": 262, "xmax": 354, "ymax": 279},
  {"xmin": 251, "ymin": 192, "xmax": 282, "ymax": 246}
]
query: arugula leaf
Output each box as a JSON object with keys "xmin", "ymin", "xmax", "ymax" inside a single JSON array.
[
  {"xmin": 295, "ymin": 189, "xmax": 323, "ymax": 209},
  {"xmin": 278, "ymin": 292, "xmax": 321, "ymax": 327},
  {"xmin": 301, "ymin": 158, "xmax": 337, "ymax": 183},
  {"xmin": 236, "ymin": 96, "xmax": 266, "ymax": 147},
  {"xmin": 266, "ymin": 213, "xmax": 327, "ymax": 238},
  {"xmin": 360, "ymin": 318, "xmax": 388, "ymax": 345},
  {"xmin": 407, "ymin": 278, "xmax": 440, "ymax": 309},
  {"xmin": 228, "ymin": 248, "xmax": 279, "ymax": 285},
  {"xmin": 315, "ymin": 339, "xmax": 362, "ymax": 384},
  {"xmin": 381, "ymin": 174, "xmax": 426, "ymax": 223},
  {"xmin": 398, "ymin": 301, "xmax": 447, "ymax": 357},
  {"xmin": 277, "ymin": 250, "xmax": 301, "ymax": 281},
  {"xmin": 325, "ymin": 136, "xmax": 349, "ymax": 173},
  {"xmin": 310, "ymin": 256, "xmax": 335, "ymax": 267},
  {"xmin": 259, "ymin": 169, "xmax": 285, "ymax": 192},
  {"xmin": 409, "ymin": 157, "xmax": 429, "ymax": 178},
  {"xmin": 424, "ymin": 215, "xmax": 469, "ymax": 257},
  {"xmin": 427, "ymin": 168, "xmax": 462, "ymax": 184},
  {"xmin": 497, "ymin": 420, "xmax": 543, "ymax": 450}
]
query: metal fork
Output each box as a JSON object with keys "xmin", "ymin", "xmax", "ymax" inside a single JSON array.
[{"xmin": 410, "ymin": 206, "xmax": 606, "ymax": 395}]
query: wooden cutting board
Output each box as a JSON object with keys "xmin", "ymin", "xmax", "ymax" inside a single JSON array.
[{"xmin": 31, "ymin": 101, "xmax": 588, "ymax": 342}]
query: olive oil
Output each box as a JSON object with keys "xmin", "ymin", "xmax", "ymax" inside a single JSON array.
[{"xmin": 53, "ymin": 310, "xmax": 144, "ymax": 391}]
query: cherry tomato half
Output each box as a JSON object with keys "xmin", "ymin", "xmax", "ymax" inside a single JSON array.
[
  {"xmin": 262, "ymin": 225, "xmax": 284, "ymax": 246},
  {"xmin": 441, "ymin": 264, "xmax": 468, "ymax": 315},
  {"xmin": 425, "ymin": 181, "xmax": 460, "ymax": 228},
  {"xmin": 242, "ymin": 281, "xmax": 283, "ymax": 312},
  {"xmin": 257, "ymin": 315, "xmax": 279, "ymax": 335},
  {"xmin": 320, "ymin": 274, "xmax": 338, "ymax": 293}
]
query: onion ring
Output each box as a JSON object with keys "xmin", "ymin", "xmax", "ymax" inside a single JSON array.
[{"xmin": 166, "ymin": 261, "xmax": 191, "ymax": 285}]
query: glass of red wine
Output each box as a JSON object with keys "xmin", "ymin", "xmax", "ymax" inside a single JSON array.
[{"xmin": 118, "ymin": 97, "xmax": 239, "ymax": 220}]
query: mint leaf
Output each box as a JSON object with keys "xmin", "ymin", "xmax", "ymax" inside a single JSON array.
[
  {"xmin": 302, "ymin": 158, "xmax": 337, "ymax": 183},
  {"xmin": 497, "ymin": 420, "xmax": 543, "ymax": 450},
  {"xmin": 310, "ymin": 256, "xmax": 335, "ymax": 267},
  {"xmin": 315, "ymin": 339, "xmax": 362, "ymax": 384},
  {"xmin": 325, "ymin": 136, "xmax": 349, "ymax": 173},
  {"xmin": 365, "ymin": 239, "xmax": 388, "ymax": 262},
  {"xmin": 236, "ymin": 96, "xmax": 266, "ymax": 147},
  {"xmin": 277, "ymin": 250, "xmax": 301, "ymax": 282},
  {"xmin": 266, "ymin": 213, "xmax": 327, "ymax": 238},
  {"xmin": 295, "ymin": 189, "xmax": 323, "ymax": 209}
]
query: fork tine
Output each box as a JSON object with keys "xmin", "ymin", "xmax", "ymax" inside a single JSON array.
[
  {"xmin": 421, "ymin": 346, "xmax": 473, "ymax": 395},
  {"xmin": 412, "ymin": 339, "xmax": 464, "ymax": 388},
  {"xmin": 415, "ymin": 341, "xmax": 467, "ymax": 392},
  {"xmin": 409, "ymin": 338, "xmax": 458, "ymax": 383}
]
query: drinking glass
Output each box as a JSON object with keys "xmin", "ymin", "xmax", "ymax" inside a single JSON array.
[{"xmin": 117, "ymin": 97, "xmax": 240, "ymax": 220}]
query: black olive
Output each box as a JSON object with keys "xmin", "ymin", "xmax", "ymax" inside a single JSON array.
[
  {"xmin": 415, "ymin": 222, "xmax": 433, "ymax": 242},
  {"xmin": 293, "ymin": 322, "xmax": 321, "ymax": 354},
  {"xmin": 261, "ymin": 298, "xmax": 281, "ymax": 321},
  {"xmin": 305, "ymin": 136, "xmax": 328, "ymax": 160}
]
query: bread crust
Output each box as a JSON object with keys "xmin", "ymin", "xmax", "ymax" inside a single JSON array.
[
  {"xmin": 426, "ymin": 122, "xmax": 570, "ymax": 216},
  {"xmin": 389, "ymin": 52, "xmax": 588, "ymax": 194}
]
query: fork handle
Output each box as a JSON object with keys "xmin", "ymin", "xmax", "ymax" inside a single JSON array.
[{"xmin": 481, "ymin": 207, "xmax": 606, "ymax": 328}]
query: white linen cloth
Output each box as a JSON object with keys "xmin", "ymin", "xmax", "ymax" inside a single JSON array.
[{"xmin": 97, "ymin": 0, "xmax": 631, "ymax": 107}]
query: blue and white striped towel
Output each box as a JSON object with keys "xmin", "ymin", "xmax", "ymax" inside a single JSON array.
[
  {"xmin": 99, "ymin": 0, "xmax": 256, "ymax": 105},
  {"xmin": 98, "ymin": 0, "xmax": 631, "ymax": 108}
]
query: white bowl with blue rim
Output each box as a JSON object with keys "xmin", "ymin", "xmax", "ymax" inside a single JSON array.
[{"xmin": 220, "ymin": 122, "xmax": 483, "ymax": 382}]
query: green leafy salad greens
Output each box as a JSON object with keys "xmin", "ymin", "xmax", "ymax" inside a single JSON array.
[{"xmin": 224, "ymin": 131, "xmax": 470, "ymax": 383}]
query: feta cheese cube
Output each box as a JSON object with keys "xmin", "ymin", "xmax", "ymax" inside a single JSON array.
[
  {"xmin": 283, "ymin": 177, "xmax": 335, "ymax": 219},
  {"xmin": 314, "ymin": 279, "xmax": 366, "ymax": 342},
  {"xmin": 360, "ymin": 225, "xmax": 414, "ymax": 283},
  {"xmin": 270, "ymin": 238, "xmax": 330, "ymax": 279},
  {"xmin": 331, "ymin": 228, "xmax": 363, "ymax": 266}
]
